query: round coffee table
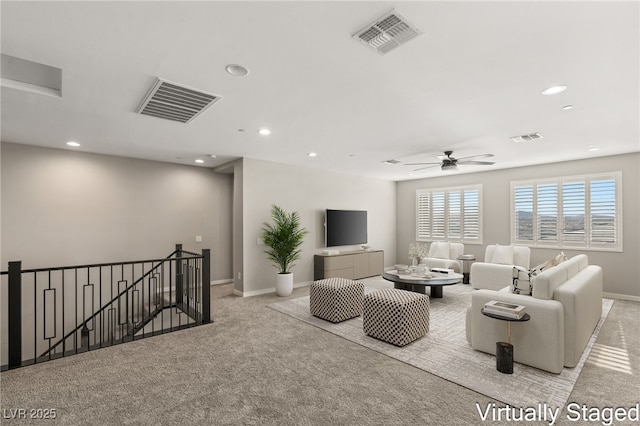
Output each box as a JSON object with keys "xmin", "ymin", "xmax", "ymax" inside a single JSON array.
[{"xmin": 382, "ymin": 270, "xmax": 463, "ymax": 298}]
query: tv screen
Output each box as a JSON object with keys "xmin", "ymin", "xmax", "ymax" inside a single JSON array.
[{"xmin": 325, "ymin": 209, "xmax": 367, "ymax": 247}]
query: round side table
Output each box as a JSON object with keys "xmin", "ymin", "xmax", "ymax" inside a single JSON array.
[
  {"xmin": 457, "ymin": 255, "xmax": 476, "ymax": 284},
  {"xmin": 481, "ymin": 308, "xmax": 531, "ymax": 374}
]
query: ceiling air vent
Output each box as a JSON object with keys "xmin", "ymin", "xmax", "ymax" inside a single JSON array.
[
  {"xmin": 136, "ymin": 78, "xmax": 221, "ymax": 124},
  {"xmin": 353, "ymin": 10, "xmax": 422, "ymax": 55},
  {"xmin": 510, "ymin": 132, "xmax": 543, "ymax": 143}
]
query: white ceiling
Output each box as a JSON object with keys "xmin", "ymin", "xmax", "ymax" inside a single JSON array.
[{"xmin": 2, "ymin": 1, "xmax": 638, "ymax": 181}]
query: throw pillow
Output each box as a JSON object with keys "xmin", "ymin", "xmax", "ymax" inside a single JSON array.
[
  {"xmin": 491, "ymin": 244, "xmax": 514, "ymax": 265},
  {"xmin": 543, "ymin": 251, "xmax": 568, "ymax": 269},
  {"xmin": 432, "ymin": 241, "xmax": 450, "ymax": 259},
  {"xmin": 511, "ymin": 266, "xmax": 532, "ymax": 296}
]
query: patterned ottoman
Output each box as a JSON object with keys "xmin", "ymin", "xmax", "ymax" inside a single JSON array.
[
  {"xmin": 310, "ymin": 278, "xmax": 365, "ymax": 323},
  {"xmin": 363, "ymin": 289, "xmax": 430, "ymax": 346}
]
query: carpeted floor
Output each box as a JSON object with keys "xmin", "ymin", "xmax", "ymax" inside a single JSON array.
[
  {"xmin": 267, "ymin": 282, "xmax": 613, "ymax": 409},
  {"xmin": 0, "ymin": 280, "xmax": 638, "ymax": 425}
]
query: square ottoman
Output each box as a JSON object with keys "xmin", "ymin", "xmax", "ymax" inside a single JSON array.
[
  {"xmin": 363, "ymin": 288, "xmax": 430, "ymax": 346},
  {"xmin": 310, "ymin": 278, "xmax": 364, "ymax": 323}
]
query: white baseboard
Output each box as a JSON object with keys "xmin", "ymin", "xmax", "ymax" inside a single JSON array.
[
  {"xmin": 211, "ymin": 279, "xmax": 233, "ymax": 286},
  {"xmin": 234, "ymin": 281, "xmax": 312, "ymax": 298},
  {"xmin": 603, "ymin": 292, "xmax": 640, "ymax": 302}
]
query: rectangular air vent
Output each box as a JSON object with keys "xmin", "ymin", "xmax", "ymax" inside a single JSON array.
[
  {"xmin": 136, "ymin": 78, "xmax": 221, "ymax": 124},
  {"xmin": 353, "ymin": 10, "xmax": 422, "ymax": 55},
  {"xmin": 510, "ymin": 132, "xmax": 543, "ymax": 143}
]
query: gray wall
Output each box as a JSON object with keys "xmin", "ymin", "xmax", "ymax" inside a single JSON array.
[
  {"xmin": 239, "ymin": 157, "xmax": 396, "ymax": 295},
  {"xmin": 396, "ymin": 153, "xmax": 640, "ymax": 298},
  {"xmin": 1, "ymin": 143, "xmax": 234, "ymax": 279}
]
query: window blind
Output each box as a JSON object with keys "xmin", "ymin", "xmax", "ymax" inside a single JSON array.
[
  {"xmin": 511, "ymin": 172, "xmax": 621, "ymax": 251},
  {"xmin": 416, "ymin": 185, "xmax": 482, "ymax": 244}
]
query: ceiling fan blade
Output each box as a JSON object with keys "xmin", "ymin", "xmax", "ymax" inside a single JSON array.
[
  {"xmin": 404, "ymin": 162, "xmax": 441, "ymax": 166},
  {"xmin": 456, "ymin": 153, "xmax": 494, "ymax": 161},
  {"xmin": 412, "ymin": 164, "xmax": 441, "ymax": 171},
  {"xmin": 457, "ymin": 160, "xmax": 496, "ymax": 165}
]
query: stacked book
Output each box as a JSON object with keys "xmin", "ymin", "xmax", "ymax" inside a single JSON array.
[
  {"xmin": 431, "ymin": 267, "xmax": 454, "ymax": 274},
  {"xmin": 483, "ymin": 300, "xmax": 527, "ymax": 319}
]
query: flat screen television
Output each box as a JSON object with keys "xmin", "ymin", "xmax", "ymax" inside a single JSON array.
[{"xmin": 325, "ymin": 209, "xmax": 367, "ymax": 247}]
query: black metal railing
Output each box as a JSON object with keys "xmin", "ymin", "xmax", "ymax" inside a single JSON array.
[{"xmin": 1, "ymin": 244, "xmax": 211, "ymax": 370}]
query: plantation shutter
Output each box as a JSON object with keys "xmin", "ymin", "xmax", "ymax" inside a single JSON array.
[
  {"xmin": 416, "ymin": 191, "xmax": 430, "ymax": 240},
  {"xmin": 447, "ymin": 191, "xmax": 461, "ymax": 238},
  {"xmin": 590, "ymin": 178, "xmax": 616, "ymax": 245},
  {"xmin": 431, "ymin": 192, "xmax": 446, "ymax": 239},
  {"xmin": 463, "ymin": 189, "xmax": 480, "ymax": 240},
  {"xmin": 562, "ymin": 181, "xmax": 586, "ymax": 243},
  {"xmin": 513, "ymin": 184, "xmax": 534, "ymax": 241},
  {"xmin": 537, "ymin": 183, "xmax": 558, "ymax": 242},
  {"xmin": 511, "ymin": 172, "xmax": 620, "ymax": 251}
]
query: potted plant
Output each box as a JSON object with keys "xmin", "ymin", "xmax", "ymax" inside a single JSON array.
[
  {"xmin": 261, "ymin": 205, "xmax": 308, "ymax": 296},
  {"xmin": 408, "ymin": 242, "xmax": 428, "ymax": 266}
]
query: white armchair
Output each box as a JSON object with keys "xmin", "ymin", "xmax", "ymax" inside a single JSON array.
[
  {"xmin": 470, "ymin": 245, "xmax": 530, "ymax": 290},
  {"xmin": 421, "ymin": 241, "xmax": 464, "ymax": 273}
]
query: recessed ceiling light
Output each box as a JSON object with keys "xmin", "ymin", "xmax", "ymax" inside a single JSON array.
[
  {"xmin": 587, "ymin": 145, "xmax": 600, "ymax": 152},
  {"xmin": 209, "ymin": 154, "xmax": 217, "ymax": 158},
  {"xmin": 258, "ymin": 128, "xmax": 271, "ymax": 136},
  {"xmin": 562, "ymin": 105, "xmax": 574, "ymax": 110},
  {"xmin": 226, "ymin": 64, "xmax": 249, "ymax": 77},
  {"xmin": 541, "ymin": 85, "xmax": 567, "ymax": 95},
  {"xmin": 307, "ymin": 152, "xmax": 317, "ymax": 157},
  {"xmin": 66, "ymin": 141, "xmax": 80, "ymax": 147},
  {"xmin": 195, "ymin": 159, "xmax": 205, "ymax": 164}
]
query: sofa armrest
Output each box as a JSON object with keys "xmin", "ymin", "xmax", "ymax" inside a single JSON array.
[
  {"xmin": 554, "ymin": 265, "xmax": 603, "ymax": 367},
  {"xmin": 467, "ymin": 290, "xmax": 565, "ymax": 374},
  {"xmin": 469, "ymin": 262, "xmax": 513, "ymax": 290}
]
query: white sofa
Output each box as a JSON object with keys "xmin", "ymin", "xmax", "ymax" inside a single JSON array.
[
  {"xmin": 465, "ymin": 254, "xmax": 603, "ymax": 374},
  {"xmin": 420, "ymin": 242, "xmax": 464, "ymax": 273},
  {"xmin": 470, "ymin": 245, "xmax": 530, "ymax": 290}
]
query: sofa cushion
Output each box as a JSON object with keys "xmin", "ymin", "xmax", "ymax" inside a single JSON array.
[
  {"xmin": 491, "ymin": 244, "xmax": 514, "ymax": 265},
  {"xmin": 431, "ymin": 241, "xmax": 451, "ymax": 259}
]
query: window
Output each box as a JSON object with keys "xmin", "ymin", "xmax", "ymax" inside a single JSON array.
[
  {"xmin": 416, "ymin": 185, "xmax": 482, "ymax": 244},
  {"xmin": 511, "ymin": 172, "xmax": 622, "ymax": 251}
]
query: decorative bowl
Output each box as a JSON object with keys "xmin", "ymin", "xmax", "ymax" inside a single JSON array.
[{"xmin": 394, "ymin": 264, "xmax": 409, "ymax": 273}]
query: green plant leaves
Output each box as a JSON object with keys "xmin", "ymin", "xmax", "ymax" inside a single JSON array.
[{"xmin": 261, "ymin": 205, "xmax": 309, "ymax": 273}]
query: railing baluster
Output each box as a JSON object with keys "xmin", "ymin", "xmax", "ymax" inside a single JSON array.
[
  {"xmin": 202, "ymin": 249, "xmax": 211, "ymax": 324},
  {"xmin": 62, "ymin": 270, "xmax": 66, "ymax": 356},
  {"xmin": 8, "ymin": 261, "xmax": 22, "ymax": 368},
  {"xmin": 33, "ymin": 271, "xmax": 37, "ymax": 364},
  {"xmin": 74, "ymin": 268, "xmax": 78, "ymax": 354},
  {"xmin": 3, "ymin": 245, "xmax": 211, "ymax": 370}
]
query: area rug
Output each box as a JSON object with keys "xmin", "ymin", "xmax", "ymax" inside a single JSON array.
[{"xmin": 268, "ymin": 282, "xmax": 613, "ymax": 409}]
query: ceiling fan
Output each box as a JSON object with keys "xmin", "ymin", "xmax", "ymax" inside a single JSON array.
[{"xmin": 405, "ymin": 151, "xmax": 495, "ymax": 171}]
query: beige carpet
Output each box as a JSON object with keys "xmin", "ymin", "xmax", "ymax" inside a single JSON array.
[{"xmin": 268, "ymin": 282, "xmax": 613, "ymax": 409}]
